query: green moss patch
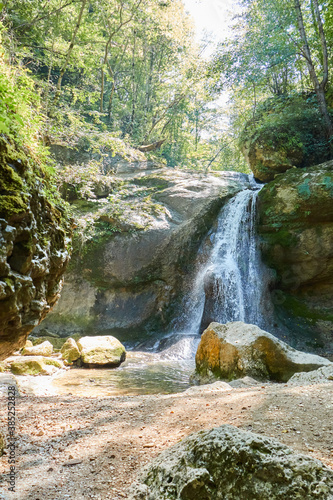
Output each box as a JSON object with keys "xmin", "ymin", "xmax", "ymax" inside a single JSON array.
[{"xmin": 282, "ymin": 294, "xmax": 333, "ymax": 323}]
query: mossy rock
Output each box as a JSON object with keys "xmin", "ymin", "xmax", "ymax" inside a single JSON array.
[
  {"xmin": 22, "ymin": 340, "xmax": 53, "ymax": 356},
  {"xmin": 258, "ymin": 161, "xmax": 333, "ymax": 355},
  {"xmin": 61, "ymin": 338, "xmax": 81, "ymax": 363},
  {"xmin": 0, "ymin": 135, "xmax": 71, "ymax": 360},
  {"xmin": 9, "ymin": 356, "xmax": 63, "ymax": 375},
  {"xmin": 240, "ymin": 94, "xmax": 331, "ymax": 182}
]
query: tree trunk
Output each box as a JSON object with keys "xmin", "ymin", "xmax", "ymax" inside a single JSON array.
[
  {"xmin": 54, "ymin": 0, "xmax": 87, "ymax": 102},
  {"xmin": 294, "ymin": 0, "xmax": 333, "ymax": 154},
  {"xmin": 100, "ymin": 68, "xmax": 104, "ymax": 113}
]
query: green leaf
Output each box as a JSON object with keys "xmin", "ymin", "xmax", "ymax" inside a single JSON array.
[
  {"xmin": 0, "ymin": 122, "xmax": 10, "ymax": 133},
  {"xmin": 13, "ymin": 114, "xmax": 24, "ymax": 126}
]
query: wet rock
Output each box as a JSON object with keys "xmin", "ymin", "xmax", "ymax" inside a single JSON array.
[
  {"xmin": 6, "ymin": 355, "xmax": 64, "ymax": 375},
  {"xmin": 195, "ymin": 322, "xmax": 331, "ymax": 382},
  {"xmin": 61, "ymin": 338, "xmax": 81, "ymax": 363},
  {"xmin": 77, "ymin": 335, "xmax": 126, "ymax": 366},
  {"xmin": 130, "ymin": 425, "xmax": 333, "ymax": 499},
  {"xmin": 22, "ymin": 340, "xmax": 53, "ymax": 357}
]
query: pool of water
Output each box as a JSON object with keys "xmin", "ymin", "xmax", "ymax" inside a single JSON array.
[{"xmin": 52, "ymin": 335, "xmax": 200, "ymax": 397}]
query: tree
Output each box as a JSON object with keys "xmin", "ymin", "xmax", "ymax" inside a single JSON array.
[
  {"xmin": 211, "ymin": 0, "xmax": 332, "ymax": 152},
  {"xmin": 294, "ymin": 0, "xmax": 332, "ymax": 149}
]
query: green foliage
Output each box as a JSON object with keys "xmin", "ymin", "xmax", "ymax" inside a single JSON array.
[
  {"xmin": 1, "ymin": 0, "xmax": 239, "ymax": 171},
  {"xmin": 239, "ymin": 93, "xmax": 331, "ymax": 167},
  {"xmin": 210, "ymin": 0, "xmax": 333, "ymax": 159}
]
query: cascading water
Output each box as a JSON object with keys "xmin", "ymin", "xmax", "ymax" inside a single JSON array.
[
  {"xmin": 53, "ymin": 177, "xmax": 273, "ymax": 397},
  {"xmin": 175, "ymin": 178, "xmax": 271, "ymax": 335}
]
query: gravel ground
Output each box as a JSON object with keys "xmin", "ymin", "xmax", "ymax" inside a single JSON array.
[{"xmin": 0, "ymin": 378, "xmax": 332, "ymax": 500}]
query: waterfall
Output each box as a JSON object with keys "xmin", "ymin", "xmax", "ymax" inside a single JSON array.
[{"xmin": 174, "ymin": 179, "xmax": 271, "ymax": 335}]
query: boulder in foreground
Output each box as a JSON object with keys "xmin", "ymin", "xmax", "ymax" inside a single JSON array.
[
  {"xmin": 195, "ymin": 322, "xmax": 331, "ymax": 382},
  {"xmin": 130, "ymin": 425, "xmax": 333, "ymax": 500},
  {"xmin": 77, "ymin": 335, "xmax": 126, "ymax": 366}
]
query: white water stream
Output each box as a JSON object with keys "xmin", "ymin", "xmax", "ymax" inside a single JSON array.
[{"xmin": 175, "ymin": 178, "xmax": 270, "ymax": 335}]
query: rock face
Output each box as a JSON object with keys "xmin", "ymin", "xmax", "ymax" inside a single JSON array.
[
  {"xmin": 0, "ymin": 136, "xmax": 71, "ymax": 360},
  {"xmin": 195, "ymin": 322, "xmax": 331, "ymax": 382},
  {"xmin": 258, "ymin": 161, "xmax": 333, "ymax": 356},
  {"xmin": 6, "ymin": 356, "xmax": 64, "ymax": 375},
  {"xmin": 130, "ymin": 425, "xmax": 333, "ymax": 500},
  {"xmin": 22, "ymin": 340, "xmax": 53, "ymax": 357},
  {"xmin": 240, "ymin": 95, "xmax": 330, "ymax": 182},
  {"xmin": 34, "ymin": 146, "xmax": 249, "ymax": 342},
  {"xmin": 61, "ymin": 338, "xmax": 81, "ymax": 363},
  {"xmin": 77, "ymin": 335, "xmax": 126, "ymax": 366}
]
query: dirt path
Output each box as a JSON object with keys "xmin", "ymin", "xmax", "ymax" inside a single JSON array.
[{"xmin": 1, "ymin": 380, "xmax": 332, "ymax": 500}]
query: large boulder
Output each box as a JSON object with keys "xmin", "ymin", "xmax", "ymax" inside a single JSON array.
[
  {"xmin": 130, "ymin": 425, "xmax": 333, "ymax": 500},
  {"xmin": 77, "ymin": 335, "xmax": 126, "ymax": 366},
  {"xmin": 0, "ymin": 136, "xmax": 70, "ymax": 360},
  {"xmin": 258, "ymin": 161, "xmax": 333, "ymax": 356},
  {"xmin": 6, "ymin": 355, "xmax": 64, "ymax": 375},
  {"xmin": 61, "ymin": 338, "xmax": 81, "ymax": 363},
  {"xmin": 33, "ymin": 147, "xmax": 249, "ymax": 342},
  {"xmin": 240, "ymin": 94, "xmax": 330, "ymax": 182},
  {"xmin": 22, "ymin": 340, "xmax": 53, "ymax": 357},
  {"xmin": 195, "ymin": 322, "xmax": 331, "ymax": 382}
]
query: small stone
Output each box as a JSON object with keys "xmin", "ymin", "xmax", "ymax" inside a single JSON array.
[{"xmin": 62, "ymin": 459, "xmax": 82, "ymax": 466}]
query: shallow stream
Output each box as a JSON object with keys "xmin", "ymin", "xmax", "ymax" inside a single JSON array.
[{"xmin": 51, "ymin": 334, "xmax": 200, "ymax": 397}]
